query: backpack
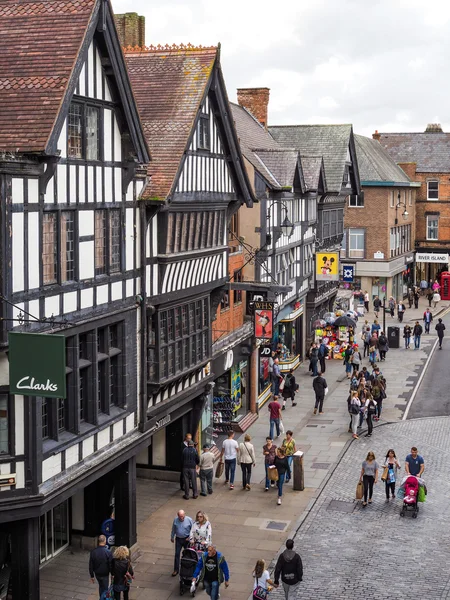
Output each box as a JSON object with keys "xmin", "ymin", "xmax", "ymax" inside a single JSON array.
[
  {"xmin": 284, "ymin": 374, "xmax": 293, "ymax": 390},
  {"xmin": 323, "ymin": 345, "xmax": 330, "ymax": 357},
  {"xmin": 367, "ymin": 400, "xmax": 376, "ymax": 414}
]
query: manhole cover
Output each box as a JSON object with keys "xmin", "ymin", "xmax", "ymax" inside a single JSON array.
[
  {"xmin": 327, "ymin": 500, "xmax": 355, "ymax": 513},
  {"xmin": 266, "ymin": 521, "xmax": 288, "ymax": 531},
  {"xmin": 311, "ymin": 463, "xmax": 331, "ymax": 469},
  {"xmin": 310, "ymin": 419, "xmax": 334, "ymax": 424},
  {"xmin": 306, "ymin": 425, "xmax": 318, "ymax": 428}
]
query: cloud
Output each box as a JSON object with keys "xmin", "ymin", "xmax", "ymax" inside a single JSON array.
[{"xmin": 112, "ymin": 0, "xmax": 450, "ymax": 135}]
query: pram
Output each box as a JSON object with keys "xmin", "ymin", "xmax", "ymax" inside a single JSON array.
[
  {"xmin": 179, "ymin": 547, "xmax": 199, "ymax": 596},
  {"xmin": 400, "ymin": 476, "xmax": 419, "ymax": 518}
]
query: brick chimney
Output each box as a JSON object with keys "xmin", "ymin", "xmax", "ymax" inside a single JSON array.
[
  {"xmin": 114, "ymin": 13, "xmax": 145, "ymax": 48},
  {"xmin": 237, "ymin": 88, "xmax": 270, "ymax": 129},
  {"xmin": 372, "ymin": 130, "xmax": 381, "ymax": 142},
  {"xmin": 425, "ymin": 123, "xmax": 443, "ymax": 133},
  {"xmin": 398, "ymin": 162, "xmax": 417, "ymax": 180}
]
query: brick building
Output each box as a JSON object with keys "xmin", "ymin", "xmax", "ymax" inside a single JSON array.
[
  {"xmin": 343, "ymin": 135, "xmax": 419, "ymax": 301},
  {"xmin": 377, "ymin": 125, "xmax": 450, "ymax": 282}
]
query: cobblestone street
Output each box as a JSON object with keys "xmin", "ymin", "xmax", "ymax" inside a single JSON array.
[{"xmin": 270, "ymin": 417, "xmax": 450, "ymax": 599}]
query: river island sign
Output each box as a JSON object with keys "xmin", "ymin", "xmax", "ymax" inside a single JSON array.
[{"xmin": 9, "ymin": 332, "xmax": 66, "ymax": 399}]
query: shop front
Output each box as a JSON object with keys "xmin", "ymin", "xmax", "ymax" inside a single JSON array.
[
  {"xmin": 415, "ymin": 252, "xmax": 449, "ymax": 286},
  {"xmin": 273, "ymin": 301, "xmax": 304, "ymax": 373}
]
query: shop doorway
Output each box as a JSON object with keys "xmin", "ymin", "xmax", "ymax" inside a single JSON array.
[
  {"xmin": 166, "ymin": 418, "xmax": 184, "ymax": 471},
  {"xmin": 39, "ymin": 500, "xmax": 69, "ymax": 564}
]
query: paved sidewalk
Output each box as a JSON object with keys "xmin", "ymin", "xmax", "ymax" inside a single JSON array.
[{"xmin": 40, "ymin": 310, "xmax": 439, "ymax": 600}]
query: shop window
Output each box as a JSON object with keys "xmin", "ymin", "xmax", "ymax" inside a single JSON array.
[
  {"xmin": 427, "ymin": 181, "xmax": 439, "ymax": 200},
  {"xmin": 0, "ymin": 395, "xmax": 9, "ymax": 455},
  {"xmin": 233, "ymin": 270, "xmax": 243, "ymax": 304},
  {"xmin": 349, "ymin": 228, "xmax": 365, "ymax": 258},
  {"xmin": 40, "ymin": 500, "xmax": 69, "ymax": 564},
  {"xmin": 427, "ymin": 216, "xmax": 438, "ymax": 240}
]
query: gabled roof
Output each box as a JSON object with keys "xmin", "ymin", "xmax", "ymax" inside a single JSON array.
[
  {"xmin": 124, "ymin": 45, "xmax": 217, "ymax": 201},
  {"xmin": 301, "ymin": 156, "xmax": 326, "ymax": 192},
  {"xmin": 269, "ymin": 124, "xmax": 354, "ymax": 193},
  {"xmin": 355, "ymin": 135, "xmax": 411, "ymax": 184},
  {"xmin": 0, "ymin": 0, "xmax": 148, "ymax": 162},
  {"xmin": 252, "ymin": 148, "xmax": 303, "ymax": 190},
  {"xmin": 378, "ymin": 131, "xmax": 450, "ymax": 173}
]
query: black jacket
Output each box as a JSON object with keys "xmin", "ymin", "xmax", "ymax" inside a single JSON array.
[
  {"xmin": 436, "ymin": 322, "xmax": 446, "ymax": 337},
  {"xmin": 182, "ymin": 446, "xmax": 199, "ymax": 469},
  {"xmin": 413, "ymin": 324, "xmax": 423, "ymax": 336},
  {"xmin": 274, "ymin": 456, "xmax": 291, "ymax": 477},
  {"xmin": 112, "ymin": 558, "xmax": 134, "ymax": 592},
  {"xmin": 274, "ymin": 549, "xmax": 303, "ymax": 585},
  {"xmin": 312, "ymin": 376, "xmax": 327, "ymax": 398},
  {"xmin": 89, "ymin": 546, "xmax": 112, "ymax": 577}
]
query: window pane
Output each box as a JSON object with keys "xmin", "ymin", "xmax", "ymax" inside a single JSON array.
[
  {"xmin": 168, "ymin": 310, "xmax": 174, "ymax": 342},
  {"xmin": 57, "ymin": 398, "xmax": 65, "ymax": 431},
  {"xmin": 98, "ymin": 362, "xmax": 106, "ymax": 413},
  {"xmin": 86, "ymin": 106, "xmax": 99, "ymax": 161},
  {"xmin": 80, "ymin": 370, "xmax": 87, "ymax": 422},
  {"xmin": 68, "ymin": 103, "xmax": 82, "ymax": 159},
  {"xmin": 61, "ymin": 212, "xmax": 75, "ymax": 283},
  {"xmin": 110, "ymin": 356, "xmax": 119, "ymax": 406},
  {"xmin": 95, "ymin": 210, "xmax": 106, "ymax": 275},
  {"xmin": 109, "ymin": 210, "xmax": 121, "ymax": 273},
  {"xmin": 182, "ymin": 306, "xmax": 189, "ymax": 336},
  {"xmin": 428, "ymin": 181, "xmax": 439, "ymax": 199},
  {"xmin": 148, "ymin": 348, "xmax": 156, "ymax": 382},
  {"xmin": 42, "ymin": 399, "xmax": 49, "ymax": 440},
  {"xmin": 43, "ymin": 213, "xmax": 57, "ymax": 285},
  {"xmin": 160, "ymin": 313, "xmax": 167, "ymax": 344},
  {"xmin": 168, "ymin": 344, "xmax": 174, "ymax": 376},
  {"xmin": 0, "ymin": 396, "xmax": 8, "ymax": 454}
]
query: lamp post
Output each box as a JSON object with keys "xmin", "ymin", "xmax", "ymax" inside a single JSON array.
[
  {"xmin": 395, "ymin": 191, "xmax": 409, "ymax": 225},
  {"xmin": 266, "ymin": 200, "xmax": 295, "ymax": 245}
]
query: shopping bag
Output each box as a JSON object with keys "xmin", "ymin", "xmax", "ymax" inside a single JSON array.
[
  {"xmin": 215, "ymin": 461, "xmax": 224, "ymax": 478},
  {"xmin": 279, "ymin": 420, "xmax": 285, "ymax": 434},
  {"xmin": 101, "ymin": 586, "xmax": 114, "ymax": 600},
  {"xmin": 324, "ymin": 387, "xmax": 329, "ymax": 396},
  {"xmin": 253, "ymin": 585, "xmax": 268, "ymax": 600},
  {"xmin": 418, "ymin": 486, "xmax": 426, "ymax": 503},
  {"xmin": 381, "ymin": 466, "xmax": 389, "ymax": 482},
  {"xmin": 268, "ymin": 466, "xmax": 279, "ymax": 482},
  {"xmin": 356, "ymin": 480, "xmax": 363, "ymax": 500}
]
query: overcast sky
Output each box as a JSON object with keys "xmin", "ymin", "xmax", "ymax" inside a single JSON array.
[{"xmin": 113, "ymin": 0, "xmax": 450, "ymax": 136}]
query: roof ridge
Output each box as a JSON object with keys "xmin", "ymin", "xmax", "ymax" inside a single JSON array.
[
  {"xmin": 123, "ymin": 43, "xmax": 217, "ymax": 54},
  {"xmin": 269, "ymin": 123, "xmax": 352, "ymax": 128},
  {"xmin": 252, "ymin": 147, "xmax": 297, "ymax": 153}
]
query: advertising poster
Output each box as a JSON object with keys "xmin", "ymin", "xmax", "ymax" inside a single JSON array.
[
  {"xmin": 254, "ymin": 301, "xmax": 274, "ymax": 339},
  {"xmin": 316, "ymin": 252, "xmax": 339, "ymax": 281}
]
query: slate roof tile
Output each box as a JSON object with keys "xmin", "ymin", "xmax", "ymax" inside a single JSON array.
[
  {"xmin": 300, "ymin": 155, "xmax": 325, "ymax": 191},
  {"xmin": 0, "ymin": 0, "xmax": 96, "ymax": 152},
  {"xmin": 124, "ymin": 45, "xmax": 217, "ymax": 201},
  {"xmin": 378, "ymin": 132, "xmax": 450, "ymax": 173},
  {"xmin": 355, "ymin": 134, "xmax": 411, "ymax": 183}
]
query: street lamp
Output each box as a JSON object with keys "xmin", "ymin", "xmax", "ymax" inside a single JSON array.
[
  {"xmin": 395, "ymin": 191, "xmax": 409, "ymax": 225},
  {"xmin": 266, "ymin": 201, "xmax": 295, "ymax": 244}
]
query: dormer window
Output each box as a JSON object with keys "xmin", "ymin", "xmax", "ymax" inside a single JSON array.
[
  {"xmin": 68, "ymin": 101, "xmax": 100, "ymax": 160},
  {"xmin": 197, "ymin": 114, "xmax": 210, "ymax": 150}
]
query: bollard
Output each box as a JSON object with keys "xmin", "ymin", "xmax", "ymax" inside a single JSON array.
[{"xmin": 293, "ymin": 450, "xmax": 304, "ymax": 491}]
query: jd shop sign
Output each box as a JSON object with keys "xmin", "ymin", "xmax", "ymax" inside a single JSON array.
[{"xmin": 9, "ymin": 332, "xmax": 66, "ymax": 399}]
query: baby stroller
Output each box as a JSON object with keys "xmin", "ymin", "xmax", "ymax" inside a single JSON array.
[
  {"xmin": 179, "ymin": 547, "xmax": 199, "ymax": 596},
  {"xmin": 400, "ymin": 476, "xmax": 419, "ymax": 518}
]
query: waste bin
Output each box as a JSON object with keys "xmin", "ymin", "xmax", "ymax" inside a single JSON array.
[{"xmin": 387, "ymin": 326, "xmax": 400, "ymax": 349}]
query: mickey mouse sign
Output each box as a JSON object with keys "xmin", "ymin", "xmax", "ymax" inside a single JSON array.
[{"xmin": 316, "ymin": 252, "xmax": 339, "ymax": 281}]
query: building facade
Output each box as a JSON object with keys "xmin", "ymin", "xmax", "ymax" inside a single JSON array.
[
  {"xmin": 377, "ymin": 125, "xmax": 450, "ymax": 283},
  {"xmin": 342, "ymin": 135, "xmax": 419, "ymax": 301}
]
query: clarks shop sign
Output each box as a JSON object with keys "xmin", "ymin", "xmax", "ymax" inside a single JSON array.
[{"xmin": 9, "ymin": 332, "xmax": 66, "ymax": 399}]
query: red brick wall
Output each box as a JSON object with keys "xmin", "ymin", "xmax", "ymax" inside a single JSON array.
[
  {"xmin": 212, "ymin": 251, "xmax": 245, "ymax": 343},
  {"xmin": 236, "ymin": 88, "xmax": 270, "ymax": 129},
  {"xmin": 115, "ymin": 13, "xmax": 145, "ymax": 47}
]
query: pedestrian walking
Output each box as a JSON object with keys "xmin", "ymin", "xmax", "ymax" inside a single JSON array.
[
  {"xmin": 180, "ymin": 433, "xmax": 193, "ymax": 490},
  {"xmin": 368, "ymin": 335, "xmax": 378, "ymax": 365},
  {"xmin": 89, "ymin": 535, "xmax": 112, "ymax": 599},
  {"xmin": 362, "ymin": 326, "xmax": 371, "ymax": 358},
  {"xmin": 252, "ymin": 559, "xmax": 274, "ymax": 598},
  {"xmin": 414, "ymin": 287, "xmax": 420, "ymax": 309},
  {"xmin": 220, "ymin": 431, "xmax": 239, "ymax": 490},
  {"xmin": 268, "ymin": 395, "xmax": 282, "ymax": 440},
  {"xmin": 433, "ymin": 278, "xmax": 441, "ymax": 292},
  {"xmin": 274, "ymin": 447, "xmax": 291, "ymax": 505},
  {"xmin": 383, "ymin": 449, "xmax": 401, "ymax": 501},
  {"xmin": 436, "ymin": 317, "xmax": 446, "ymax": 349},
  {"xmin": 360, "ymin": 451, "xmax": 379, "ymax": 507},
  {"xmin": 199, "ymin": 444, "xmax": 215, "ymax": 496},
  {"xmin": 111, "ymin": 546, "xmax": 133, "ymax": 600},
  {"xmin": 426, "ymin": 288, "xmax": 433, "ymax": 308},
  {"xmin": 192, "ymin": 545, "xmax": 230, "ymax": 600},
  {"xmin": 318, "ymin": 339, "xmax": 329, "ymax": 374},
  {"xmin": 433, "ymin": 291, "xmax": 441, "ymax": 308},
  {"xmin": 263, "ymin": 437, "xmax": 277, "ymax": 491},
  {"xmin": 371, "ymin": 319, "xmax": 381, "ymax": 335},
  {"xmin": 407, "ymin": 288, "xmax": 413, "ymax": 309},
  {"xmin": 351, "ymin": 345, "xmax": 361, "ymax": 374},
  {"xmin": 273, "ymin": 539, "xmax": 303, "ymax": 600},
  {"xmin": 281, "ymin": 430, "xmax": 297, "ymax": 483},
  {"xmin": 343, "ymin": 345, "xmax": 353, "ymax": 379},
  {"xmin": 239, "ymin": 434, "xmax": 256, "ymax": 490},
  {"xmin": 309, "ymin": 343, "xmax": 319, "ymax": 376},
  {"xmin": 189, "ymin": 511, "xmax": 212, "ymax": 552},
  {"xmin": 388, "ymin": 296, "xmax": 395, "ymax": 318},
  {"xmin": 405, "ymin": 446, "xmax": 425, "ymax": 477},
  {"xmin": 364, "ymin": 394, "xmax": 377, "ymax": 437},
  {"xmin": 373, "ymin": 296, "xmax": 381, "ymax": 318},
  {"xmin": 281, "ymin": 368, "xmax": 297, "ymax": 409},
  {"xmin": 171, "ymin": 510, "xmax": 194, "ymax": 576},
  {"xmin": 403, "ymin": 324, "xmax": 412, "ymax": 349},
  {"xmin": 397, "ymin": 300, "xmax": 405, "ymax": 322},
  {"xmin": 423, "ymin": 308, "xmax": 433, "ymax": 333},
  {"xmin": 272, "ymin": 358, "xmax": 282, "ymax": 394},
  {"xmin": 413, "ymin": 321, "xmax": 423, "ymax": 349},
  {"xmin": 312, "ymin": 372, "xmax": 328, "ymax": 414},
  {"xmin": 182, "ymin": 440, "xmax": 199, "ymax": 499},
  {"xmin": 378, "ymin": 331, "xmax": 389, "ymax": 361},
  {"xmin": 364, "ymin": 291, "xmax": 370, "ymax": 312},
  {"xmin": 349, "ymin": 391, "xmax": 361, "ymax": 439}
]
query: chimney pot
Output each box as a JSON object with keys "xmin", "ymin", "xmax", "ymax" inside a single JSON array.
[
  {"xmin": 425, "ymin": 123, "xmax": 443, "ymax": 133},
  {"xmin": 114, "ymin": 12, "xmax": 145, "ymax": 48},
  {"xmin": 237, "ymin": 87, "xmax": 270, "ymax": 130},
  {"xmin": 372, "ymin": 130, "xmax": 381, "ymax": 142}
]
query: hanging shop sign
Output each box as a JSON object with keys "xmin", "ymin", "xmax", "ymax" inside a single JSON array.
[
  {"xmin": 316, "ymin": 252, "xmax": 339, "ymax": 281},
  {"xmin": 9, "ymin": 332, "xmax": 66, "ymax": 399},
  {"xmin": 259, "ymin": 344, "xmax": 272, "ymax": 358},
  {"xmin": 342, "ymin": 265, "xmax": 354, "ymax": 282},
  {"xmin": 416, "ymin": 252, "xmax": 449, "ymax": 263},
  {"xmin": 254, "ymin": 301, "xmax": 274, "ymax": 340}
]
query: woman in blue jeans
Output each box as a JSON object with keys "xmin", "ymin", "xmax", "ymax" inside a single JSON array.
[
  {"xmin": 263, "ymin": 437, "xmax": 277, "ymax": 491},
  {"xmin": 274, "ymin": 447, "xmax": 291, "ymax": 506}
]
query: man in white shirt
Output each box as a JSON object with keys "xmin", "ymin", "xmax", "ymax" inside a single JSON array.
[
  {"xmin": 220, "ymin": 431, "xmax": 239, "ymax": 490},
  {"xmin": 199, "ymin": 444, "xmax": 215, "ymax": 496}
]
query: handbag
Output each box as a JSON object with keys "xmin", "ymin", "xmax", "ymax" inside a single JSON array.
[
  {"xmin": 101, "ymin": 586, "xmax": 114, "ymax": 600},
  {"xmin": 253, "ymin": 580, "xmax": 268, "ymax": 600},
  {"xmin": 381, "ymin": 465, "xmax": 389, "ymax": 481},
  {"xmin": 215, "ymin": 461, "xmax": 224, "ymax": 478},
  {"xmin": 356, "ymin": 480, "xmax": 363, "ymax": 500},
  {"xmin": 268, "ymin": 466, "xmax": 279, "ymax": 481},
  {"xmin": 124, "ymin": 560, "xmax": 133, "ymax": 588}
]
